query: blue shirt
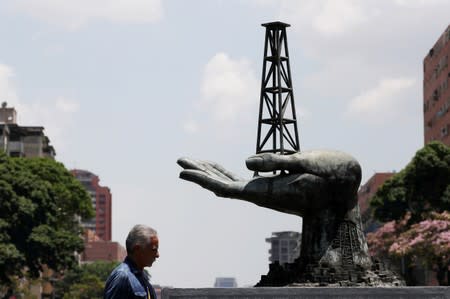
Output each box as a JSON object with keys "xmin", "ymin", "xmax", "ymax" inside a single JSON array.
[{"xmin": 104, "ymin": 256, "xmax": 157, "ymax": 299}]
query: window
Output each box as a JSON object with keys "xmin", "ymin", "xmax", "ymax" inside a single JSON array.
[
  {"xmin": 433, "ymin": 90, "xmax": 439, "ymax": 101},
  {"xmin": 441, "ymin": 125, "xmax": 449, "ymax": 137}
]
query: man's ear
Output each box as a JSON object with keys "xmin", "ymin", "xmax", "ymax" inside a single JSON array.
[{"xmin": 132, "ymin": 244, "xmax": 141, "ymax": 254}]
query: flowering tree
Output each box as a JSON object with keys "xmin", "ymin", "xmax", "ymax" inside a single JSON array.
[
  {"xmin": 389, "ymin": 211, "xmax": 450, "ymax": 285},
  {"xmin": 367, "ymin": 211, "xmax": 450, "ymax": 285},
  {"xmin": 367, "ymin": 220, "xmax": 398, "ymax": 257}
]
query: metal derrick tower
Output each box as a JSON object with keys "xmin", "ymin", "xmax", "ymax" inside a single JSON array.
[{"xmin": 256, "ymin": 22, "xmax": 300, "ymax": 155}]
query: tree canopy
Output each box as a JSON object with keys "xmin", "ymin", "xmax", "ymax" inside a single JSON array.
[
  {"xmin": 370, "ymin": 141, "xmax": 450, "ymax": 222},
  {"xmin": 53, "ymin": 261, "xmax": 119, "ymax": 299},
  {"xmin": 0, "ymin": 153, "xmax": 94, "ymax": 285}
]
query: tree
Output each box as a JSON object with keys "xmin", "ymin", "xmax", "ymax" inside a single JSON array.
[
  {"xmin": 0, "ymin": 153, "xmax": 94, "ymax": 287},
  {"xmin": 368, "ymin": 141, "xmax": 450, "ymax": 285},
  {"xmin": 62, "ymin": 274, "xmax": 104, "ymax": 299},
  {"xmin": 53, "ymin": 261, "xmax": 119, "ymax": 299},
  {"xmin": 367, "ymin": 211, "xmax": 450, "ymax": 285},
  {"xmin": 390, "ymin": 211, "xmax": 450, "ymax": 285},
  {"xmin": 371, "ymin": 141, "xmax": 450, "ymax": 222}
]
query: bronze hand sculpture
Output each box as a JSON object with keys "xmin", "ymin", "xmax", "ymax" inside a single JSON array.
[{"xmin": 178, "ymin": 150, "xmax": 372, "ymax": 284}]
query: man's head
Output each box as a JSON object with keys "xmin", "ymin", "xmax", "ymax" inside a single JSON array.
[{"xmin": 126, "ymin": 224, "xmax": 159, "ymax": 270}]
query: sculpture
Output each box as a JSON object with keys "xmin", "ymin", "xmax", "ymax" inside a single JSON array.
[{"xmin": 178, "ymin": 151, "xmax": 403, "ymax": 286}]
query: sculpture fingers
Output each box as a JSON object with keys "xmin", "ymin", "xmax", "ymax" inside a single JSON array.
[
  {"xmin": 179, "ymin": 169, "xmax": 241, "ymax": 198},
  {"xmin": 177, "ymin": 157, "xmax": 231, "ymax": 181},
  {"xmin": 246, "ymin": 153, "xmax": 297, "ymax": 172},
  {"xmin": 203, "ymin": 162, "xmax": 235, "ymax": 182},
  {"xmin": 209, "ymin": 162, "xmax": 243, "ymax": 181},
  {"xmin": 177, "ymin": 157, "xmax": 206, "ymax": 171},
  {"xmin": 246, "ymin": 150, "xmax": 361, "ymax": 183}
]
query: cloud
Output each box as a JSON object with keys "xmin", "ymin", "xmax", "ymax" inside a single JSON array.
[
  {"xmin": 56, "ymin": 97, "xmax": 79, "ymax": 113},
  {"xmin": 200, "ymin": 52, "xmax": 258, "ymax": 123},
  {"xmin": 312, "ymin": 0, "xmax": 367, "ymax": 35},
  {"xmin": 182, "ymin": 119, "xmax": 199, "ymax": 134},
  {"xmin": 0, "ymin": 64, "xmax": 18, "ymax": 104},
  {"xmin": 248, "ymin": 0, "xmax": 448, "ymax": 130},
  {"xmin": 0, "ymin": 63, "xmax": 79, "ymax": 154},
  {"xmin": 394, "ymin": 0, "xmax": 449, "ymax": 6},
  {"xmin": 346, "ymin": 77, "xmax": 416, "ymax": 124},
  {"xmin": 13, "ymin": 97, "xmax": 81, "ymax": 155},
  {"xmin": 11, "ymin": 0, "xmax": 163, "ymax": 30},
  {"xmin": 276, "ymin": 0, "xmax": 370, "ymax": 36}
]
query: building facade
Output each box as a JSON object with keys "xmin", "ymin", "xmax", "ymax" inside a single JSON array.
[
  {"xmin": 0, "ymin": 104, "xmax": 55, "ymax": 158},
  {"xmin": 423, "ymin": 25, "xmax": 450, "ymax": 145},
  {"xmin": 265, "ymin": 231, "xmax": 301, "ymax": 265},
  {"xmin": 81, "ymin": 229, "xmax": 126, "ymax": 262},
  {"xmin": 357, "ymin": 172, "xmax": 395, "ymax": 233},
  {"xmin": 71, "ymin": 169, "xmax": 112, "ymax": 241}
]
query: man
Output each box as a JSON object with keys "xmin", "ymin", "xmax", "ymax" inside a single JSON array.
[{"xmin": 104, "ymin": 224, "xmax": 159, "ymax": 299}]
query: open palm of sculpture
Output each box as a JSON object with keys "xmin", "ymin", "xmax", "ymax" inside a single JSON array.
[{"xmin": 178, "ymin": 150, "xmax": 372, "ymax": 270}]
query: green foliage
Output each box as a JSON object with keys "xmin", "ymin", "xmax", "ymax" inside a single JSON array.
[
  {"xmin": 62, "ymin": 274, "xmax": 104, "ymax": 299},
  {"xmin": 0, "ymin": 153, "xmax": 94, "ymax": 284},
  {"xmin": 368, "ymin": 142, "xmax": 450, "ymax": 285},
  {"xmin": 371, "ymin": 141, "xmax": 450, "ymax": 222},
  {"xmin": 54, "ymin": 261, "xmax": 119, "ymax": 299},
  {"xmin": 370, "ymin": 172, "xmax": 408, "ymax": 222}
]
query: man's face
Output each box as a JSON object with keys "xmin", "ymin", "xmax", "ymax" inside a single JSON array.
[{"xmin": 134, "ymin": 236, "xmax": 159, "ymax": 269}]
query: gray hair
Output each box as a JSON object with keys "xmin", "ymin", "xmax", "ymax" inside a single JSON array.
[{"xmin": 126, "ymin": 224, "xmax": 158, "ymax": 255}]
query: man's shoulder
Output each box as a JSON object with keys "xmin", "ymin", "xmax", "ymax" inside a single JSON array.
[{"xmin": 106, "ymin": 261, "xmax": 147, "ymax": 295}]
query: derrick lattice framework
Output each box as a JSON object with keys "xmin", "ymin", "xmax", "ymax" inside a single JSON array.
[{"xmin": 256, "ymin": 22, "xmax": 300, "ymax": 155}]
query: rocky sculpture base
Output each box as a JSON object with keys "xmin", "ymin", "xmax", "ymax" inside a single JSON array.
[{"xmin": 256, "ymin": 260, "xmax": 404, "ymax": 287}]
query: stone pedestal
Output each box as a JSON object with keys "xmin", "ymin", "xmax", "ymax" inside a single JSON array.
[{"xmin": 162, "ymin": 287, "xmax": 450, "ymax": 299}]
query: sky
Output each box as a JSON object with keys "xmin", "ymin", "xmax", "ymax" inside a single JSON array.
[{"xmin": 0, "ymin": 0, "xmax": 449, "ymax": 288}]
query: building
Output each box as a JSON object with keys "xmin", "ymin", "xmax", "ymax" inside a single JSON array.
[
  {"xmin": 358, "ymin": 172, "xmax": 395, "ymax": 216},
  {"xmin": 423, "ymin": 25, "xmax": 450, "ymax": 145},
  {"xmin": 81, "ymin": 229, "xmax": 126, "ymax": 262},
  {"xmin": 357, "ymin": 172, "xmax": 395, "ymax": 233},
  {"xmin": 265, "ymin": 231, "xmax": 301, "ymax": 265},
  {"xmin": 71, "ymin": 170, "xmax": 127, "ymax": 263},
  {"xmin": 214, "ymin": 277, "xmax": 237, "ymax": 288},
  {"xmin": 0, "ymin": 103, "xmax": 55, "ymax": 158},
  {"xmin": 71, "ymin": 169, "xmax": 112, "ymax": 241}
]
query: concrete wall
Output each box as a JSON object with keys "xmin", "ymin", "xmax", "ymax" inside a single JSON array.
[{"xmin": 162, "ymin": 287, "xmax": 450, "ymax": 299}]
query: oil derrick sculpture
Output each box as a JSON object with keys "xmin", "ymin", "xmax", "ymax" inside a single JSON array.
[
  {"xmin": 178, "ymin": 22, "xmax": 404, "ymax": 287},
  {"xmin": 256, "ymin": 22, "xmax": 300, "ymax": 156}
]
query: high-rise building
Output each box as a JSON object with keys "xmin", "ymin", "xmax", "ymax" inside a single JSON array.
[
  {"xmin": 71, "ymin": 169, "xmax": 112, "ymax": 241},
  {"xmin": 423, "ymin": 25, "xmax": 450, "ymax": 145},
  {"xmin": 0, "ymin": 103, "xmax": 55, "ymax": 158},
  {"xmin": 266, "ymin": 231, "xmax": 301, "ymax": 265}
]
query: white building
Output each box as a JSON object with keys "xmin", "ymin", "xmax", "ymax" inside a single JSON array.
[{"xmin": 266, "ymin": 231, "xmax": 301, "ymax": 265}]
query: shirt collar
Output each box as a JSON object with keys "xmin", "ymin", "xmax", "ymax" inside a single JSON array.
[{"xmin": 124, "ymin": 256, "xmax": 142, "ymax": 275}]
